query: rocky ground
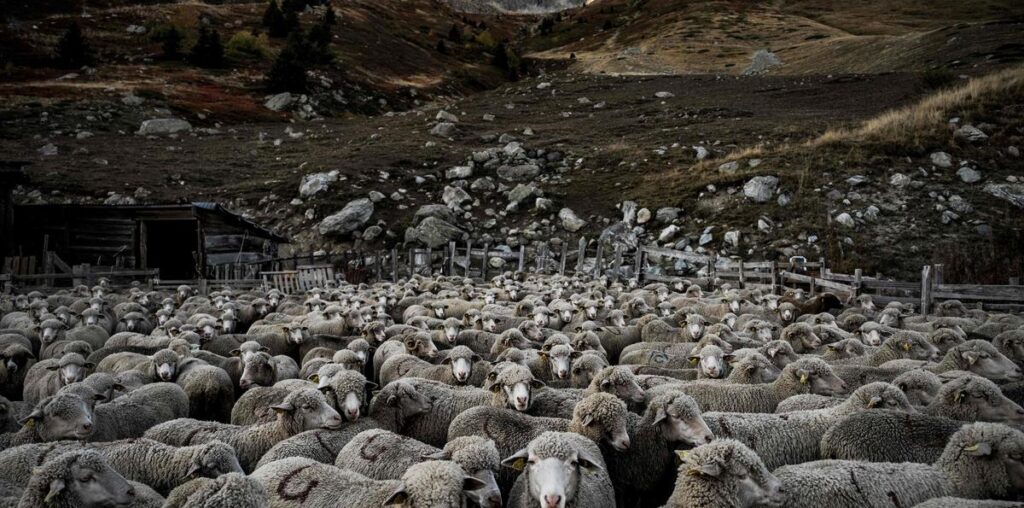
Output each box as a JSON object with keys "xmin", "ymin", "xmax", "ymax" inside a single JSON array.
[{"xmin": 1, "ymin": 1, "xmax": 1023, "ymax": 282}]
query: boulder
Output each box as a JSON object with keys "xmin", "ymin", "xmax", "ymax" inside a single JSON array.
[
  {"xmin": 413, "ymin": 204, "xmax": 456, "ymax": 224},
  {"xmin": 742, "ymin": 49, "xmax": 782, "ymax": 75},
  {"xmin": 299, "ymin": 171, "xmax": 339, "ymax": 197},
  {"xmin": 559, "ymin": 208, "xmax": 586, "ymax": 232},
  {"xmin": 405, "ymin": 217, "xmax": 466, "ymax": 248},
  {"xmin": 507, "ymin": 184, "xmax": 538, "ymax": 205},
  {"xmin": 319, "ymin": 199, "xmax": 374, "ymax": 236},
  {"xmin": 431, "ymin": 122, "xmax": 456, "ymax": 137},
  {"xmin": 137, "ymin": 118, "xmax": 192, "ymax": 135},
  {"xmin": 954, "ymin": 125, "xmax": 988, "ymax": 143},
  {"xmin": 743, "ymin": 176, "xmax": 778, "ymax": 203},
  {"xmin": 265, "ymin": 92, "xmax": 294, "ymax": 112},
  {"xmin": 446, "ymin": 166, "xmax": 473, "ymax": 180},
  {"xmin": 957, "ymin": 166, "xmax": 982, "ymax": 183},
  {"xmin": 724, "ymin": 230, "xmax": 741, "ymax": 248},
  {"xmin": 436, "ymin": 110, "xmax": 459, "ymax": 123},
  {"xmin": 442, "ymin": 186, "xmax": 471, "ymax": 208},
  {"xmin": 599, "ymin": 222, "xmax": 638, "ymax": 250},
  {"xmin": 984, "ymin": 183, "xmax": 1024, "ymax": 209},
  {"xmin": 497, "ymin": 164, "xmax": 540, "ymax": 182},
  {"xmin": 835, "ymin": 212, "xmax": 855, "ymax": 228},
  {"xmin": 656, "ymin": 207, "xmax": 681, "ymax": 223},
  {"xmin": 930, "ymin": 152, "xmax": 953, "ymax": 168}
]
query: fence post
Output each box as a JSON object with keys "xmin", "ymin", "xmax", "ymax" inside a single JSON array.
[
  {"xmin": 425, "ymin": 247, "xmax": 433, "ymax": 276},
  {"xmin": 933, "ymin": 264, "xmax": 944, "ymax": 287},
  {"xmin": 465, "ymin": 241, "xmax": 473, "ymax": 278},
  {"xmin": 634, "ymin": 246, "xmax": 644, "ymax": 284},
  {"xmin": 559, "ymin": 242, "xmax": 568, "ymax": 275},
  {"xmin": 198, "ymin": 278, "xmax": 208, "ymax": 296},
  {"xmin": 518, "ymin": 245, "xmax": 526, "ymax": 273},
  {"xmin": 481, "ymin": 243, "xmax": 490, "ymax": 280},
  {"xmin": 853, "ymin": 268, "xmax": 862, "ymax": 297},
  {"xmin": 408, "ymin": 248, "xmax": 416, "ymax": 278},
  {"xmin": 738, "ymin": 260, "xmax": 745, "ymax": 289},
  {"xmin": 576, "ymin": 237, "xmax": 587, "ymax": 273},
  {"xmin": 612, "ymin": 246, "xmax": 622, "ymax": 282},
  {"xmin": 920, "ymin": 265, "xmax": 933, "ymax": 316},
  {"xmin": 448, "ymin": 242, "xmax": 456, "ymax": 276},
  {"xmin": 1011, "ymin": 277, "xmax": 1021, "ymax": 285},
  {"xmin": 391, "ymin": 249, "xmax": 399, "ymax": 282},
  {"xmin": 592, "ymin": 243, "xmax": 604, "ymax": 279}
]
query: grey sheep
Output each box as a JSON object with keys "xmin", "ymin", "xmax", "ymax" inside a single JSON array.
[
  {"xmin": 893, "ymin": 369, "xmax": 943, "ymax": 406},
  {"xmin": 911, "ymin": 497, "xmax": 1024, "ymax": 508},
  {"xmin": 504, "ymin": 431, "xmax": 616, "ymax": 508},
  {"xmin": 144, "ymin": 388, "xmax": 343, "ymax": 472},
  {"xmin": 775, "ymin": 422, "xmax": 1024, "ymax": 507},
  {"xmin": 0, "ymin": 392, "xmax": 94, "ymax": 449},
  {"xmin": 923, "ymin": 373, "xmax": 1024, "ymax": 424},
  {"xmin": 174, "ymin": 358, "xmax": 236, "ymax": 423},
  {"xmin": 66, "ymin": 382, "xmax": 190, "ymax": 442},
  {"xmin": 398, "ymin": 378, "xmax": 492, "ymax": 447},
  {"xmin": 733, "ymin": 340, "xmax": 800, "ymax": 370},
  {"xmin": 23, "ymin": 352, "xmax": 93, "ymax": 406},
  {"xmin": 820, "ymin": 409, "xmax": 967, "ymax": 464},
  {"xmin": 820, "ymin": 338, "xmax": 868, "ymax": 362},
  {"xmin": 251, "ymin": 457, "xmax": 486, "ymax": 507},
  {"xmin": 705, "ymin": 382, "xmax": 913, "ymax": 470},
  {"xmin": 647, "ymin": 357, "xmax": 848, "ymax": 413},
  {"xmin": 163, "ymin": 473, "xmax": 268, "ymax": 508},
  {"xmin": 835, "ymin": 332, "xmax": 940, "ymax": 366},
  {"xmin": 13, "ymin": 449, "xmax": 140, "ymax": 508},
  {"xmin": 723, "ymin": 352, "xmax": 781, "ymax": 384},
  {"xmin": 380, "ymin": 345, "xmax": 482, "ymax": 386},
  {"xmin": 664, "ymin": 439, "xmax": 785, "ymax": 508},
  {"xmin": 238, "ymin": 351, "xmax": 299, "ymax": 390},
  {"xmin": 880, "ymin": 340, "xmax": 1023, "ymax": 383},
  {"xmin": 778, "ymin": 322, "xmax": 821, "ymax": 353},
  {"xmin": 372, "ymin": 333, "xmax": 439, "ymax": 379},
  {"xmin": 774, "ymin": 393, "xmax": 844, "ymax": 413},
  {"xmin": 569, "ymin": 351, "xmax": 611, "ymax": 388},
  {"xmin": 335, "ymin": 431, "xmax": 502, "ymax": 508},
  {"xmin": 0, "ymin": 439, "xmax": 242, "ymax": 495}
]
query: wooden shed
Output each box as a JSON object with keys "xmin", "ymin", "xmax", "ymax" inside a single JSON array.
[
  {"xmin": 0, "ymin": 162, "xmax": 28, "ymax": 257},
  {"xmin": 9, "ymin": 202, "xmax": 287, "ymax": 280}
]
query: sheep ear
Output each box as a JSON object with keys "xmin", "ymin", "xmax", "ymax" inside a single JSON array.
[
  {"xmin": 530, "ymin": 379, "xmax": 546, "ymax": 389},
  {"xmin": 462, "ymin": 476, "xmax": 487, "ymax": 491},
  {"xmin": 489, "ymin": 383, "xmax": 502, "ymax": 394},
  {"xmin": 796, "ymin": 368, "xmax": 810, "ymax": 384},
  {"xmin": 826, "ymin": 344, "xmax": 837, "ymax": 351},
  {"xmin": 581, "ymin": 414, "xmax": 594, "ymax": 427},
  {"xmin": 576, "ymin": 449, "xmax": 604, "ymax": 472},
  {"xmin": 83, "ymin": 362, "xmax": 94, "ymax": 370},
  {"xmin": 441, "ymin": 358, "xmax": 452, "ymax": 365},
  {"xmin": 421, "ymin": 450, "xmax": 450, "ymax": 461},
  {"xmin": 18, "ymin": 409, "xmax": 43, "ymax": 428},
  {"xmin": 766, "ymin": 347, "xmax": 780, "ymax": 358},
  {"xmin": 471, "ymin": 354, "xmax": 482, "ymax": 362},
  {"xmin": 44, "ymin": 479, "xmax": 65, "ymax": 503},
  {"xmin": 962, "ymin": 351, "xmax": 979, "ymax": 365},
  {"xmin": 269, "ymin": 402, "xmax": 295, "ymax": 414},
  {"xmin": 537, "ymin": 350, "xmax": 549, "ymax": 358},
  {"xmin": 570, "ymin": 351, "xmax": 582, "ymax": 359},
  {"xmin": 364, "ymin": 381, "xmax": 379, "ymax": 390},
  {"xmin": 964, "ymin": 442, "xmax": 992, "ymax": 456},
  {"xmin": 953, "ymin": 390, "xmax": 967, "ymax": 403},
  {"xmin": 601, "ymin": 379, "xmax": 612, "ymax": 390},
  {"xmin": 867, "ymin": 396, "xmax": 883, "ymax": 408},
  {"xmin": 652, "ymin": 407, "xmax": 668, "ymax": 425},
  {"xmin": 46, "ymin": 364, "xmax": 60, "ymax": 371},
  {"xmin": 501, "ymin": 449, "xmax": 529, "ymax": 471},
  {"xmin": 382, "ymin": 484, "xmax": 408, "ymax": 506},
  {"xmin": 185, "ymin": 461, "xmax": 202, "ymax": 479},
  {"xmin": 260, "ymin": 347, "xmax": 270, "ymax": 353},
  {"xmin": 687, "ymin": 461, "xmax": 723, "ymax": 477}
]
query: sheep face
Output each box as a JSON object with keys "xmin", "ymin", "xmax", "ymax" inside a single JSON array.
[
  {"xmin": 852, "ymin": 383, "xmax": 914, "ymax": 412},
  {"xmin": 953, "ymin": 341, "xmax": 1024, "ymax": 382},
  {"xmin": 570, "ymin": 358, "xmax": 605, "ymax": 388},
  {"xmin": 674, "ymin": 440, "xmax": 785, "ymax": 508},
  {"xmin": 22, "ymin": 393, "xmax": 96, "ymax": 440},
  {"xmin": 930, "ymin": 329, "xmax": 965, "ymax": 354},
  {"xmin": 543, "ymin": 346, "xmax": 579, "ymax": 381},
  {"xmin": 481, "ymin": 314, "xmax": 499, "ymax": 333},
  {"xmin": 533, "ymin": 308, "xmax": 551, "ymax": 328},
  {"xmin": 995, "ymin": 332, "xmax": 1024, "ymax": 363},
  {"xmin": 690, "ymin": 345, "xmax": 730, "ymax": 379},
  {"xmin": 519, "ymin": 321, "xmax": 544, "ymax": 342},
  {"xmin": 733, "ymin": 354, "xmax": 781, "ymax": 383},
  {"xmin": 503, "ymin": 445, "xmax": 603, "ymax": 508},
  {"xmin": 894, "ymin": 334, "xmax": 941, "ymax": 362},
  {"xmin": 781, "ymin": 324, "xmax": 821, "ymax": 353},
  {"xmin": 825, "ymin": 339, "xmax": 865, "ymax": 360},
  {"xmin": 273, "ymin": 390, "xmax": 343, "ymax": 431},
  {"xmin": 403, "ymin": 335, "xmax": 439, "ymax": 359},
  {"xmin": 239, "ymin": 353, "xmax": 275, "ymax": 390},
  {"xmin": 686, "ymin": 315, "xmax": 706, "ymax": 340},
  {"xmin": 192, "ymin": 442, "xmax": 244, "ymax": 479},
  {"xmin": 2, "ymin": 344, "xmax": 34, "ymax": 374},
  {"xmin": 40, "ymin": 321, "xmax": 64, "ymax": 344},
  {"xmin": 594, "ymin": 368, "xmax": 646, "ymax": 405},
  {"xmin": 52, "ymin": 453, "xmax": 137, "ymax": 508},
  {"xmin": 50, "ymin": 357, "xmax": 90, "ymax": 387},
  {"xmin": 652, "ymin": 394, "xmax": 714, "ymax": 446},
  {"xmin": 789, "ymin": 360, "xmax": 846, "ymax": 396},
  {"xmin": 152, "ymin": 350, "xmax": 179, "ymax": 382},
  {"xmin": 943, "ymin": 377, "xmax": 1024, "ymax": 425},
  {"xmin": 381, "ymin": 382, "xmax": 433, "ymax": 419},
  {"xmin": 777, "ymin": 303, "xmax": 797, "ymax": 324},
  {"xmin": 440, "ymin": 318, "xmax": 462, "ymax": 345}
]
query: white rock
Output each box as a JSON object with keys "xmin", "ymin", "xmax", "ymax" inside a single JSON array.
[
  {"xmin": 658, "ymin": 225, "xmax": 680, "ymax": 242},
  {"xmin": 137, "ymin": 118, "xmax": 192, "ymax": 135},
  {"xmin": 637, "ymin": 208, "xmax": 651, "ymax": 224},
  {"xmin": 559, "ymin": 208, "xmax": 586, "ymax": 232},
  {"xmin": 38, "ymin": 143, "xmax": 58, "ymax": 156},
  {"xmin": 724, "ymin": 230, "xmax": 741, "ymax": 247},
  {"xmin": 954, "ymin": 125, "xmax": 988, "ymax": 143},
  {"xmin": 743, "ymin": 176, "xmax": 778, "ymax": 203},
  {"xmin": 436, "ymin": 110, "xmax": 459, "ymax": 123},
  {"xmin": 890, "ymin": 173, "xmax": 911, "ymax": 187},
  {"xmin": 298, "ymin": 170, "xmax": 339, "ymax": 197},
  {"xmin": 930, "ymin": 152, "xmax": 953, "ymax": 168},
  {"xmin": 431, "ymin": 122, "xmax": 456, "ymax": 137},
  {"xmin": 265, "ymin": 92, "xmax": 294, "ymax": 112},
  {"xmin": 654, "ymin": 91, "xmax": 675, "ymax": 99},
  {"xmin": 835, "ymin": 212, "xmax": 855, "ymax": 228},
  {"xmin": 446, "ymin": 166, "xmax": 473, "ymax": 180},
  {"xmin": 693, "ymin": 146, "xmax": 710, "ymax": 160},
  {"xmin": 718, "ymin": 161, "xmax": 740, "ymax": 173},
  {"xmin": 957, "ymin": 166, "xmax": 982, "ymax": 183}
]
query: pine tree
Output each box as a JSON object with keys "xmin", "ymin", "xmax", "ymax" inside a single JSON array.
[
  {"xmin": 492, "ymin": 40, "xmax": 509, "ymax": 71},
  {"xmin": 263, "ymin": 0, "xmax": 289, "ymax": 37},
  {"xmin": 189, "ymin": 26, "xmax": 225, "ymax": 68},
  {"xmin": 324, "ymin": 6, "xmax": 336, "ymax": 26},
  {"xmin": 266, "ymin": 30, "xmax": 309, "ymax": 92},
  {"xmin": 282, "ymin": 9, "xmax": 300, "ymax": 36},
  {"xmin": 307, "ymin": 11, "xmax": 333, "ymax": 64},
  {"xmin": 161, "ymin": 26, "xmax": 183, "ymax": 59},
  {"xmin": 55, "ymin": 21, "xmax": 90, "ymax": 68},
  {"xmin": 436, "ymin": 39, "xmax": 448, "ymax": 54}
]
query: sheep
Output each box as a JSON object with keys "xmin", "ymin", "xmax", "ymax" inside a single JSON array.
[
  {"xmin": 665, "ymin": 438, "xmax": 785, "ymax": 508},
  {"xmin": 881, "ymin": 340, "xmax": 1024, "ymax": 382},
  {"xmin": 0, "ymin": 439, "xmax": 242, "ymax": 495},
  {"xmin": 836, "ymin": 331, "xmax": 941, "ymax": 366},
  {"xmin": 395, "ymin": 378, "xmax": 492, "ymax": 447},
  {"xmin": 0, "ymin": 392, "xmax": 95, "ymax": 449},
  {"xmin": 569, "ymin": 352, "xmax": 611, "ymax": 388},
  {"xmin": 893, "ymin": 369, "xmax": 943, "ymax": 406},
  {"xmin": 70, "ymin": 382, "xmax": 190, "ymax": 442},
  {"xmin": 372, "ymin": 333, "xmax": 439, "ymax": 379},
  {"xmin": 252, "ymin": 457, "xmax": 484, "ymax": 507},
  {"xmin": 14, "ymin": 449, "xmax": 139, "ymax": 508},
  {"xmin": 163, "ymin": 472, "xmax": 268, "ymax": 508},
  {"xmin": 602, "ymin": 392, "xmax": 715, "ymax": 505},
  {"xmin": 0, "ymin": 395, "xmax": 30, "ymax": 433},
  {"xmin": 528, "ymin": 344, "xmax": 580, "ymax": 382},
  {"xmin": 912, "ymin": 498, "xmax": 1024, "ymax": 508},
  {"xmin": 96, "ymin": 349, "xmax": 181, "ymax": 383},
  {"xmin": 994, "ymin": 329, "xmax": 1024, "ymax": 367},
  {"xmin": 335, "ymin": 431, "xmax": 502, "ymax": 508},
  {"xmin": 237, "ymin": 352, "xmax": 299, "ymax": 390},
  {"xmin": 820, "ymin": 410, "xmax": 966, "ymax": 463},
  {"xmin": 924, "ymin": 373, "xmax": 1024, "ymax": 424},
  {"xmin": 380, "ymin": 345, "xmax": 482, "ymax": 386},
  {"xmin": 0, "ymin": 341, "xmax": 34, "ymax": 400},
  {"xmin": 503, "ymin": 431, "xmax": 615, "ymax": 508},
  {"xmin": 724, "ymin": 352, "xmax": 781, "ymax": 384},
  {"xmin": 144, "ymin": 388, "xmax": 343, "ymax": 473},
  {"xmin": 174, "ymin": 358, "xmax": 236, "ymax": 423},
  {"xmin": 704, "ymin": 382, "xmax": 913, "ymax": 470},
  {"xmin": 230, "ymin": 368, "xmax": 370, "ymax": 426},
  {"xmin": 570, "ymin": 330, "xmax": 608, "ymax": 358},
  {"xmin": 22, "ymin": 352, "xmax": 93, "ymax": 406},
  {"xmin": 775, "ymin": 422, "xmax": 1024, "ymax": 507},
  {"xmin": 689, "ymin": 344, "xmax": 732, "ymax": 379},
  {"xmin": 733, "ymin": 340, "xmax": 800, "ymax": 370},
  {"xmin": 778, "ymin": 322, "xmax": 822, "ymax": 353},
  {"xmin": 820, "ymin": 338, "xmax": 868, "ymax": 362}
]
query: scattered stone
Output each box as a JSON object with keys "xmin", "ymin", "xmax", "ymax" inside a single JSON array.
[
  {"xmin": 835, "ymin": 212, "xmax": 855, "ymax": 228},
  {"xmin": 430, "ymin": 122, "xmax": 456, "ymax": 137},
  {"xmin": 718, "ymin": 161, "xmax": 740, "ymax": 174},
  {"xmin": 983, "ymin": 183, "xmax": 1024, "ymax": 209},
  {"xmin": 482, "ymin": 114, "xmax": 495, "ymax": 122},
  {"xmin": 954, "ymin": 124, "xmax": 988, "ymax": 143},
  {"xmin": 362, "ymin": 225, "xmax": 383, "ymax": 242},
  {"xmin": 368, "ymin": 191, "xmax": 386, "ymax": 203},
  {"xmin": 748, "ymin": 159, "xmax": 762, "ymax": 168},
  {"xmin": 537, "ymin": 82, "xmax": 552, "ymax": 89},
  {"xmin": 497, "ymin": 164, "xmax": 540, "ymax": 182},
  {"xmin": 654, "ymin": 91, "xmax": 675, "ymax": 99},
  {"xmin": 38, "ymin": 143, "xmax": 58, "ymax": 156},
  {"xmin": 699, "ymin": 231, "xmax": 713, "ymax": 246},
  {"xmin": 298, "ymin": 170, "xmax": 339, "ymax": 197},
  {"xmin": 693, "ymin": 146, "xmax": 710, "ymax": 160},
  {"xmin": 656, "ymin": 207, "xmax": 681, "ymax": 223},
  {"xmin": 265, "ymin": 92, "xmax": 294, "ymax": 112},
  {"xmin": 742, "ymin": 49, "xmax": 782, "ymax": 75},
  {"xmin": 103, "ymin": 193, "xmax": 135, "ymax": 205},
  {"xmin": 724, "ymin": 230, "xmax": 741, "ymax": 247},
  {"xmin": 442, "ymin": 186, "xmax": 471, "ymax": 208},
  {"xmin": 1008, "ymin": 146, "xmax": 1020, "ymax": 157},
  {"xmin": 957, "ymin": 166, "xmax": 982, "ymax": 183},
  {"xmin": 948, "ymin": 195, "xmax": 973, "ymax": 214},
  {"xmin": 137, "ymin": 118, "xmax": 192, "ymax": 135},
  {"xmin": 489, "ymin": 257, "xmax": 506, "ymax": 269},
  {"xmin": 405, "ymin": 217, "xmax": 466, "ymax": 247},
  {"xmin": 413, "ymin": 204, "xmax": 455, "ymax": 224},
  {"xmin": 507, "ymin": 184, "xmax": 538, "ymax": 205},
  {"xmin": 864, "ymin": 205, "xmax": 880, "ymax": 221},
  {"xmin": 777, "ymin": 192, "xmax": 792, "ymax": 207},
  {"xmin": 446, "ymin": 166, "xmax": 473, "ymax": 180},
  {"xmin": 436, "ymin": 110, "xmax": 459, "ymax": 123},
  {"xmin": 319, "ymin": 199, "xmax": 374, "ymax": 236},
  {"xmin": 846, "ymin": 175, "xmax": 868, "ymax": 186},
  {"xmin": 743, "ymin": 176, "xmax": 778, "ymax": 203},
  {"xmin": 930, "ymin": 152, "xmax": 953, "ymax": 168},
  {"xmin": 658, "ymin": 225, "xmax": 680, "ymax": 242},
  {"xmin": 470, "ymin": 177, "xmax": 496, "ymax": 192},
  {"xmin": 535, "ymin": 197, "xmax": 554, "ymax": 211},
  {"xmin": 76, "ymin": 131, "xmax": 93, "ymax": 140},
  {"xmin": 559, "ymin": 208, "xmax": 586, "ymax": 232},
  {"xmin": 121, "ymin": 94, "xmax": 144, "ymax": 106},
  {"xmin": 620, "ymin": 201, "xmax": 638, "ymax": 225},
  {"xmin": 637, "ymin": 208, "xmax": 651, "ymax": 224},
  {"xmin": 890, "ymin": 173, "xmax": 911, "ymax": 187}
]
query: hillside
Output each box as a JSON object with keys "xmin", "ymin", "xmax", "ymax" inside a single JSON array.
[{"xmin": 0, "ymin": 0, "xmax": 1022, "ymax": 281}]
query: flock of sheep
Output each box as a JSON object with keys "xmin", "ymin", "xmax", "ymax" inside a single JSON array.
[{"xmin": 0, "ymin": 273, "xmax": 1023, "ymax": 507}]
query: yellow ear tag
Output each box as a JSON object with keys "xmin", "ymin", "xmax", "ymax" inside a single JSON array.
[
  {"xmin": 799, "ymin": 373, "xmax": 809, "ymax": 384},
  {"xmin": 309, "ymin": 375, "xmax": 319, "ymax": 383},
  {"xmin": 902, "ymin": 343, "xmax": 911, "ymax": 352},
  {"xmin": 963, "ymin": 443, "xmax": 979, "ymax": 452},
  {"xmin": 23, "ymin": 419, "xmax": 35, "ymax": 429},
  {"xmin": 686, "ymin": 467, "xmax": 703, "ymax": 477},
  {"xmin": 689, "ymin": 358, "xmax": 699, "ymax": 365},
  {"xmin": 512, "ymin": 458, "xmax": 526, "ymax": 472}
]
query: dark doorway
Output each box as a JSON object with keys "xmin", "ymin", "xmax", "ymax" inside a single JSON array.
[{"xmin": 144, "ymin": 220, "xmax": 199, "ymax": 279}]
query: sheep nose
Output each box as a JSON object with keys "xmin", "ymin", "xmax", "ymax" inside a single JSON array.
[
  {"xmin": 704, "ymin": 434, "xmax": 713, "ymax": 443},
  {"xmin": 239, "ymin": 380, "xmax": 251, "ymax": 389},
  {"xmin": 82, "ymin": 423, "xmax": 92, "ymax": 432},
  {"xmin": 516, "ymin": 396, "xmax": 527, "ymax": 406},
  {"xmin": 544, "ymin": 495, "xmax": 562, "ymax": 508}
]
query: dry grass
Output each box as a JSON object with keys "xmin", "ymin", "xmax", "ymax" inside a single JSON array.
[{"xmin": 810, "ymin": 64, "xmax": 1024, "ymax": 150}]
